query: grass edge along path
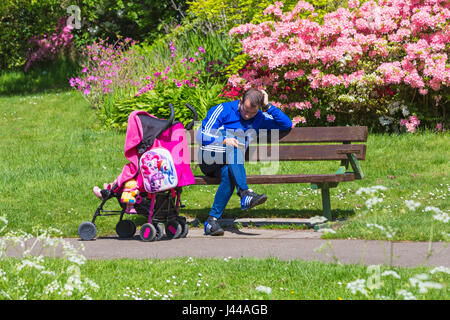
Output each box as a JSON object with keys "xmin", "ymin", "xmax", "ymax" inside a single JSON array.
[{"xmin": 0, "ymin": 255, "xmax": 449, "ymax": 300}]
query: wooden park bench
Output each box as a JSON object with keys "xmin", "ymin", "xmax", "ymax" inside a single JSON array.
[{"xmin": 188, "ymin": 126, "xmax": 367, "ymax": 221}]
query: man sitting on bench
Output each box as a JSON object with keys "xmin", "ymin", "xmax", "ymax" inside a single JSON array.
[{"xmin": 198, "ymin": 88, "xmax": 292, "ymax": 236}]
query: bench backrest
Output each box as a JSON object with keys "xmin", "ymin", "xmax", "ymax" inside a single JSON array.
[{"xmin": 189, "ymin": 126, "xmax": 368, "ymax": 162}]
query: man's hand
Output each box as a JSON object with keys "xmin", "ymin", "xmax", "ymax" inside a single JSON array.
[
  {"xmin": 223, "ymin": 138, "xmax": 240, "ymax": 147},
  {"xmin": 260, "ymin": 89, "xmax": 269, "ymax": 106}
]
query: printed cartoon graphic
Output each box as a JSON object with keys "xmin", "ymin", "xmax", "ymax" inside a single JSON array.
[{"xmin": 140, "ymin": 149, "xmax": 177, "ymax": 193}]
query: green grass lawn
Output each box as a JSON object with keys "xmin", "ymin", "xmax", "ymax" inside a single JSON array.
[
  {"xmin": 0, "ymin": 90, "xmax": 448, "ymax": 241},
  {"xmin": 1, "ymin": 257, "xmax": 448, "ymax": 300}
]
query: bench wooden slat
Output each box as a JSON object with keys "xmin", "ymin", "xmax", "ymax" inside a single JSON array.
[
  {"xmin": 272, "ymin": 126, "xmax": 368, "ymax": 143},
  {"xmin": 191, "ymin": 144, "xmax": 366, "ymax": 162},
  {"xmin": 188, "ymin": 126, "xmax": 368, "ymax": 144},
  {"xmin": 194, "ymin": 173, "xmax": 356, "ymax": 185}
]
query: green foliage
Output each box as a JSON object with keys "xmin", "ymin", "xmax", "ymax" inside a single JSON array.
[
  {"xmin": 0, "ymin": 0, "xmax": 66, "ymax": 70},
  {"xmin": 0, "ymin": 56, "xmax": 81, "ymax": 96},
  {"xmin": 138, "ymin": 23, "xmax": 237, "ymax": 83},
  {"xmin": 186, "ymin": 0, "xmax": 356, "ymax": 33},
  {"xmin": 88, "ymin": 27, "xmax": 237, "ymax": 129},
  {"xmin": 71, "ymin": 0, "xmax": 188, "ymax": 47},
  {"xmin": 103, "ymin": 80, "xmax": 229, "ymax": 131},
  {"xmin": 0, "ymin": 0, "xmax": 188, "ymax": 71}
]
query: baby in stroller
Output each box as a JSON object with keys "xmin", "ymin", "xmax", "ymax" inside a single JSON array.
[{"xmin": 79, "ymin": 103, "xmax": 197, "ymax": 242}]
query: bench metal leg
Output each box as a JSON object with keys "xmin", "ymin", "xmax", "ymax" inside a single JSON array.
[{"xmin": 321, "ymin": 187, "xmax": 332, "ymax": 221}]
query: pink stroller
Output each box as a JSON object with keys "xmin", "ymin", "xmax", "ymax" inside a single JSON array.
[{"xmin": 78, "ymin": 103, "xmax": 197, "ymax": 241}]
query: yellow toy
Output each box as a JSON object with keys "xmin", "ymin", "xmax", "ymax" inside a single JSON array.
[{"xmin": 121, "ymin": 179, "xmax": 139, "ymax": 213}]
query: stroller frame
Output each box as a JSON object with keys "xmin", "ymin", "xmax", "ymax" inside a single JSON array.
[{"xmin": 78, "ymin": 103, "xmax": 197, "ymax": 242}]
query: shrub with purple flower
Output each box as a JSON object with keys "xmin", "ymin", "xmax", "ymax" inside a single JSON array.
[
  {"xmin": 69, "ymin": 38, "xmax": 143, "ymax": 108},
  {"xmin": 25, "ymin": 17, "xmax": 74, "ymax": 72}
]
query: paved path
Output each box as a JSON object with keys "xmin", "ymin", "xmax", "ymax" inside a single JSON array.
[{"xmin": 7, "ymin": 228, "xmax": 449, "ymax": 268}]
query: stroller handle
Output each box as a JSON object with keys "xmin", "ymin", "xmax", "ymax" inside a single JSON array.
[
  {"xmin": 168, "ymin": 103, "xmax": 175, "ymax": 125},
  {"xmin": 185, "ymin": 103, "xmax": 198, "ymax": 131}
]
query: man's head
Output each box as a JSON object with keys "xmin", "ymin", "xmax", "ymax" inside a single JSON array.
[{"xmin": 239, "ymin": 89, "xmax": 264, "ymax": 120}]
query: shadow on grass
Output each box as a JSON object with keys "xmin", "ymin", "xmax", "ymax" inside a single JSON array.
[{"xmin": 182, "ymin": 207, "xmax": 356, "ymax": 223}]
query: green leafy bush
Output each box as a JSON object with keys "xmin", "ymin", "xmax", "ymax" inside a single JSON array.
[
  {"xmin": 186, "ymin": 0, "xmax": 357, "ymax": 32},
  {"xmin": 0, "ymin": 0, "xmax": 188, "ymax": 71},
  {"xmin": 69, "ymin": 25, "xmax": 236, "ymax": 129},
  {"xmin": 106, "ymin": 81, "xmax": 228, "ymax": 130},
  {"xmin": 0, "ymin": 0, "xmax": 66, "ymax": 70},
  {"xmin": 71, "ymin": 0, "xmax": 188, "ymax": 48}
]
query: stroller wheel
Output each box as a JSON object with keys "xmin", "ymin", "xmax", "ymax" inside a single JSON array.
[
  {"xmin": 152, "ymin": 222, "xmax": 164, "ymax": 241},
  {"xmin": 78, "ymin": 221, "xmax": 97, "ymax": 241},
  {"xmin": 139, "ymin": 223, "xmax": 157, "ymax": 242},
  {"xmin": 116, "ymin": 220, "xmax": 136, "ymax": 238},
  {"xmin": 165, "ymin": 220, "xmax": 182, "ymax": 240},
  {"xmin": 177, "ymin": 216, "xmax": 189, "ymax": 238}
]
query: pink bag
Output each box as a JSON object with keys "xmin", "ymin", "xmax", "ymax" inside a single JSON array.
[{"xmin": 139, "ymin": 140, "xmax": 178, "ymax": 193}]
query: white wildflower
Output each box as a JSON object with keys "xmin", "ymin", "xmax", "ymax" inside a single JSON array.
[
  {"xmin": 255, "ymin": 286, "xmax": 272, "ymax": 294},
  {"xmin": 366, "ymin": 223, "xmax": 396, "ymax": 239},
  {"xmin": 44, "ymin": 280, "xmax": 62, "ymax": 296},
  {"xmin": 356, "ymin": 185, "xmax": 387, "ymax": 195},
  {"xmin": 0, "ymin": 269, "xmax": 6, "ymax": 281},
  {"xmin": 430, "ymin": 266, "xmax": 450, "ymax": 275},
  {"xmin": 397, "ymin": 289, "xmax": 416, "ymax": 300},
  {"xmin": 423, "ymin": 206, "xmax": 449, "ymax": 223},
  {"xmin": 365, "ymin": 196, "xmax": 383, "ymax": 208},
  {"xmin": 346, "ymin": 279, "xmax": 368, "ymax": 296},
  {"xmin": 409, "ymin": 274, "xmax": 444, "ymax": 294},
  {"xmin": 381, "ymin": 270, "xmax": 401, "ymax": 279},
  {"xmin": 17, "ymin": 258, "xmax": 45, "ymax": 271},
  {"xmin": 424, "ymin": 206, "xmax": 443, "ymax": 214},
  {"xmin": 404, "ymin": 200, "xmax": 421, "ymax": 211},
  {"xmin": 433, "ymin": 212, "xmax": 449, "ymax": 223},
  {"xmin": 0, "ymin": 215, "xmax": 8, "ymax": 234},
  {"xmin": 319, "ymin": 228, "xmax": 336, "ymax": 234}
]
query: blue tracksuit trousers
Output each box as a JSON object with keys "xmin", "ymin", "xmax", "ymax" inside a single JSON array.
[{"xmin": 199, "ymin": 146, "xmax": 248, "ymax": 219}]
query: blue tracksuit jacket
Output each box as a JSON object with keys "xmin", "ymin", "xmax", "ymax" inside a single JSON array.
[{"xmin": 196, "ymin": 100, "xmax": 292, "ymax": 151}]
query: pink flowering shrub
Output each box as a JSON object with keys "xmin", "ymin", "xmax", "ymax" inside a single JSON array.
[
  {"xmin": 227, "ymin": 0, "xmax": 449, "ymax": 130},
  {"xmin": 134, "ymin": 45, "xmax": 207, "ymax": 98},
  {"xmin": 25, "ymin": 17, "xmax": 74, "ymax": 72},
  {"xmin": 70, "ymin": 35, "xmax": 230, "ymax": 128},
  {"xmin": 69, "ymin": 38, "xmax": 144, "ymax": 108}
]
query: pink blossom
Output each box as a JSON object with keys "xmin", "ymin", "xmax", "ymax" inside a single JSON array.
[
  {"xmin": 419, "ymin": 88, "xmax": 428, "ymax": 95},
  {"xmin": 314, "ymin": 109, "xmax": 321, "ymax": 119},
  {"xmin": 326, "ymin": 114, "xmax": 336, "ymax": 123},
  {"xmin": 348, "ymin": 0, "xmax": 359, "ymax": 9},
  {"xmin": 284, "ymin": 70, "xmax": 305, "ymax": 80},
  {"xmin": 292, "ymin": 115, "xmax": 306, "ymax": 127}
]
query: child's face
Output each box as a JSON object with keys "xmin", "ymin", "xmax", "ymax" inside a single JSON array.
[{"xmin": 239, "ymin": 99, "xmax": 259, "ymax": 121}]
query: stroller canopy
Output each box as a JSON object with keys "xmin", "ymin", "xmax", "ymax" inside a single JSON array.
[{"xmin": 115, "ymin": 109, "xmax": 195, "ymax": 191}]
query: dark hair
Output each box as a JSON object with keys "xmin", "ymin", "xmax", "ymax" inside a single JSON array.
[{"xmin": 241, "ymin": 88, "xmax": 264, "ymax": 109}]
